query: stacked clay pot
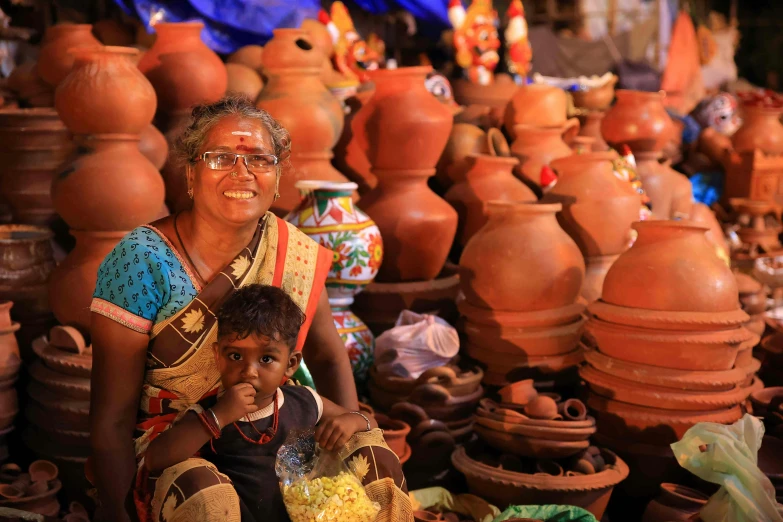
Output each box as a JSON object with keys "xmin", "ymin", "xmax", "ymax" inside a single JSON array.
[
  {"xmin": 0, "ymin": 302, "xmax": 22, "ymax": 452},
  {"xmin": 256, "ymin": 29, "xmax": 349, "ymax": 214},
  {"xmin": 459, "ymin": 201, "xmax": 586, "ymax": 387},
  {"xmin": 0, "ymin": 460, "xmax": 62, "ymax": 516},
  {"xmin": 0, "ymin": 109, "xmax": 73, "ymax": 226},
  {"xmin": 453, "ymin": 73, "xmax": 517, "ymax": 130},
  {"xmin": 50, "ymin": 45, "xmax": 165, "ymax": 334},
  {"xmin": 542, "ymin": 152, "xmax": 641, "ymax": 302},
  {"xmin": 572, "ymin": 75, "xmax": 617, "ymax": 152},
  {"xmin": 287, "ymin": 181, "xmax": 382, "ymax": 391},
  {"xmin": 37, "ymin": 24, "xmax": 102, "ymax": 90},
  {"xmin": 582, "ymin": 220, "xmax": 760, "ymax": 495}
]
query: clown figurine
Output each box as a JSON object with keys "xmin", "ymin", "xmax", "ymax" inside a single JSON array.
[
  {"xmin": 505, "ymin": 0, "xmax": 532, "ymax": 80},
  {"xmin": 448, "ymin": 0, "xmax": 501, "ymax": 85}
]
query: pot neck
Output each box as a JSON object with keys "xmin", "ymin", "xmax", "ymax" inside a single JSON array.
[
  {"xmin": 741, "ymin": 104, "xmax": 783, "ymax": 120},
  {"xmin": 153, "ymin": 22, "xmax": 205, "ymax": 46},
  {"xmin": 550, "ymin": 152, "xmax": 615, "ymax": 177},
  {"xmin": 367, "ymin": 66, "xmax": 432, "ymax": 95},
  {"xmin": 632, "ymin": 220, "xmax": 708, "ymax": 245},
  {"xmin": 486, "ymin": 201, "xmax": 561, "ymax": 224},
  {"xmin": 71, "ymin": 45, "xmax": 138, "ymax": 65},
  {"xmin": 513, "ymin": 125, "xmax": 565, "ymax": 143},
  {"xmin": 465, "ymin": 154, "xmax": 518, "ymax": 179},
  {"xmin": 615, "ymin": 89, "xmax": 665, "ymax": 106}
]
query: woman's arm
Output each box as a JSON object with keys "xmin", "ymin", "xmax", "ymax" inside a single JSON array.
[
  {"xmin": 90, "ymin": 314, "xmax": 149, "ymax": 522},
  {"xmin": 302, "ymin": 291, "xmax": 359, "ymax": 410}
]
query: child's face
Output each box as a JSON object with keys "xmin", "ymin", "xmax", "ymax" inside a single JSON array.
[{"xmin": 214, "ymin": 333, "xmax": 301, "ymax": 404}]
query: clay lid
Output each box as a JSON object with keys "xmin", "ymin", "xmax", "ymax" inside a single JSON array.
[{"xmin": 588, "ymin": 300, "xmax": 749, "ymax": 331}]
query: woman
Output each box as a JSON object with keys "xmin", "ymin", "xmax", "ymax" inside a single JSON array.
[{"xmin": 89, "ymin": 96, "xmax": 410, "ymax": 522}]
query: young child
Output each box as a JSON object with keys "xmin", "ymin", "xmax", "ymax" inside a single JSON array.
[{"xmin": 143, "ymin": 284, "xmax": 376, "ymax": 521}]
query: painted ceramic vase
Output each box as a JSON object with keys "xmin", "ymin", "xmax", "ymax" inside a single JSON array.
[
  {"xmin": 37, "ymin": 24, "xmax": 102, "ymax": 87},
  {"xmin": 731, "ymin": 104, "xmax": 783, "ymax": 155},
  {"xmin": 287, "ymin": 181, "xmax": 383, "ymax": 300},
  {"xmin": 601, "ymin": 90, "xmax": 675, "ymax": 154},
  {"xmin": 332, "ymin": 298, "xmax": 374, "ymax": 391}
]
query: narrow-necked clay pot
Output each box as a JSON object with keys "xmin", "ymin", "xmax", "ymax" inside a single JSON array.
[
  {"xmin": 601, "ymin": 90, "xmax": 675, "ymax": 154},
  {"xmin": 559, "ymin": 399, "xmax": 588, "ymax": 421},
  {"xmin": 225, "ymin": 63, "xmax": 264, "ymax": 100},
  {"xmin": 504, "ymin": 83, "xmax": 569, "ymax": 139},
  {"xmin": 37, "ymin": 24, "xmax": 102, "ymax": 87},
  {"xmin": 460, "ymin": 201, "xmax": 585, "ymax": 312},
  {"xmin": 641, "ymin": 483, "xmax": 709, "ymax": 522},
  {"xmin": 635, "ymin": 153, "xmax": 694, "ymax": 219},
  {"xmin": 577, "ymin": 111, "xmax": 610, "ymax": 151},
  {"xmin": 731, "ymin": 104, "xmax": 783, "ymax": 155},
  {"xmin": 374, "ymin": 414, "xmax": 411, "ymax": 458},
  {"xmin": 510, "ymin": 123, "xmax": 576, "ymax": 187}
]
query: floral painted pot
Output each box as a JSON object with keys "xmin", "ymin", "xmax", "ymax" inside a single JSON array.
[{"xmin": 331, "ymin": 298, "xmax": 374, "ymax": 391}]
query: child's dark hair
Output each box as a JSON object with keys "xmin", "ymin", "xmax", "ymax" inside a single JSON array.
[{"xmin": 216, "ymin": 285, "xmax": 305, "ymax": 349}]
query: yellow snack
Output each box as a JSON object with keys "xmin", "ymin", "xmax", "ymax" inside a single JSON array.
[{"xmin": 282, "ymin": 471, "xmax": 380, "ymax": 522}]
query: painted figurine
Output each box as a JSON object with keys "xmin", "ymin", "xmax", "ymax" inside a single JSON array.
[
  {"xmin": 505, "ymin": 0, "xmax": 532, "ymax": 79},
  {"xmin": 448, "ymin": 0, "xmax": 501, "ymax": 85},
  {"xmin": 692, "ymin": 92, "xmax": 741, "ymax": 136},
  {"xmin": 320, "ymin": 2, "xmax": 383, "ymax": 83}
]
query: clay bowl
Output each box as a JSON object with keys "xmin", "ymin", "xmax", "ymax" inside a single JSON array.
[
  {"xmin": 463, "ymin": 317, "xmax": 586, "ymax": 357},
  {"xmin": 28, "ymin": 460, "xmax": 57, "ymax": 482},
  {"xmin": 0, "ymin": 479, "xmax": 61, "ymax": 517},
  {"xmin": 474, "ymin": 415, "xmax": 595, "ymax": 442},
  {"xmin": 583, "ymin": 347, "xmax": 752, "ymax": 392},
  {"xmin": 474, "ymin": 423, "xmax": 590, "ymax": 459},
  {"xmin": 458, "ymin": 300, "xmax": 585, "ymax": 329},
  {"xmin": 750, "ymin": 387, "xmax": 783, "ymax": 416},
  {"xmin": 375, "ymin": 414, "xmax": 411, "ymax": 458},
  {"xmin": 588, "ymin": 300, "xmax": 749, "ymax": 332},
  {"xmin": 370, "ymin": 364, "xmax": 483, "ymax": 398},
  {"xmin": 452, "ymin": 444, "xmax": 628, "ymax": 519},
  {"xmin": 586, "ymin": 317, "xmax": 750, "ymax": 371},
  {"xmin": 571, "ymin": 76, "xmax": 618, "ymax": 111},
  {"xmin": 408, "ymin": 383, "xmax": 485, "ymax": 422}
]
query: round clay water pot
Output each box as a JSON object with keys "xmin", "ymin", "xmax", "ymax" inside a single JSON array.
[
  {"xmin": 511, "ymin": 123, "xmax": 576, "ymax": 186},
  {"xmin": 225, "ymin": 63, "xmax": 264, "ymax": 100},
  {"xmin": 602, "ymin": 220, "xmax": 740, "ymax": 313},
  {"xmin": 227, "ymin": 45, "xmax": 264, "ymax": 72},
  {"xmin": 436, "ymin": 123, "xmax": 489, "ymax": 188},
  {"xmin": 731, "ymin": 104, "xmax": 783, "ymax": 155},
  {"xmin": 445, "ymin": 154, "xmax": 536, "ymax": 247},
  {"xmin": 37, "ymin": 24, "xmax": 102, "ymax": 87},
  {"xmin": 460, "ymin": 201, "xmax": 585, "ymax": 312},
  {"xmin": 55, "ymin": 46, "xmax": 156, "ymax": 135},
  {"xmin": 601, "ymin": 90, "xmax": 675, "ymax": 154},
  {"xmin": 641, "ymin": 483, "xmax": 709, "ymax": 522},
  {"xmin": 504, "ymin": 83, "xmax": 569, "ymax": 139},
  {"xmin": 572, "ymin": 76, "xmax": 618, "ymax": 111},
  {"xmin": 139, "ymin": 124, "xmax": 168, "ymax": 170},
  {"xmin": 374, "ymin": 414, "xmax": 411, "ymax": 458},
  {"xmin": 138, "ymin": 22, "xmax": 227, "ymax": 112}
]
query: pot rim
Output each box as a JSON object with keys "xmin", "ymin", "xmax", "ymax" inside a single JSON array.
[
  {"xmin": 550, "ymin": 151, "xmax": 617, "ymax": 171},
  {"xmin": 588, "ymin": 300, "xmax": 749, "ymax": 329},
  {"xmin": 631, "ymin": 219, "xmax": 708, "ymax": 234},
  {"xmin": 485, "ymin": 200, "xmax": 561, "ymax": 215},
  {"xmin": 586, "ymin": 317, "xmax": 753, "ymax": 344},
  {"xmin": 586, "ymin": 393, "xmax": 744, "ymax": 424},
  {"xmin": 153, "ymin": 21, "xmax": 205, "ymax": 30},
  {"xmin": 68, "ymin": 45, "xmax": 138, "ymax": 59}
]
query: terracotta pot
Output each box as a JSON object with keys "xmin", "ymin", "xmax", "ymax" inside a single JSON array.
[
  {"xmin": 0, "ymin": 324, "xmax": 20, "ymax": 381},
  {"xmin": 55, "ymin": 46, "xmax": 156, "ymax": 135},
  {"xmin": 504, "ymin": 83, "xmax": 569, "ymax": 139},
  {"xmin": 48, "ymin": 230, "xmax": 125, "ymax": 333},
  {"xmin": 225, "ymin": 63, "xmax": 264, "ymax": 100},
  {"xmin": 28, "ymin": 461, "xmax": 58, "ymax": 482},
  {"xmin": 32, "ymin": 337, "xmax": 91, "ymax": 378},
  {"xmin": 459, "ymin": 201, "xmax": 585, "ymax": 311},
  {"xmin": 731, "ymin": 104, "xmax": 783, "ymax": 155},
  {"xmin": 158, "ymin": 113, "xmax": 192, "ymax": 213},
  {"xmin": 497, "ymin": 379, "xmax": 536, "ymax": 405},
  {"xmin": 523, "ymin": 395, "xmax": 559, "ymax": 419},
  {"xmin": 478, "ymin": 399, "xmax": 596, "ymax": 428},
  {"xmin": 360, "ymin": 169, "xmax": 456, "ymax": 282},
  {"xmin": 334, "ymin": 89, "xmax": 376, "ymax": 194},
  {"xmin": 374, "ymin": 414, "xmax": 411, "ymax": 458},
  {"xmin": 256, "ymin": 29, "xmax": 347, "ymax": 214},
  {"xmin": 572, "ymin": 76, "xmax": 618, "ymax": 111},
  {"xmin": 511, "ymin": 123, "xmax": 577, "ymax": 187},
  {"xmin": 472, "ymin": 347, "xmax": 584, "ymax": 388},
  {"xmin": 0, "ymin": 479, "xmax": 61, "ymax": 516},
  {"xmin": 7, "ymin": 63, "xmax": 52, "ymax": 102},
  {"xmin": 37, "ymin": 25, "xmax": 102, "ymax": 87},
  {"xmin": 577, "ymin": 111, "xmax": 610, "ymax": 151},
  {"xmin": 52, "ymin": 134, "xmax": 165, "ymax": 231},
  {"xmin": 641, "ymin": 484, "xmax": 708, "ymax": 522},
  {"xmin": 559, "ymin": 398, "xmax": 588, "ymax": 421},
  {"xmin": 445, "ymin": 154, "xmax": 536, "ymax": 247},
  {"xmin": 138, "ymin": 123, "xmax": 168, "ymax": 171},
  {"xmin": 138, "ymin": 22, "xmax": 227, "ymax": 113},
  {"xmin": 373, "ymin": 365, "xmax": 483, "ymax": 398},
  {"xmin": 458, "ymin": 300, "xmax": 585, "ymax": 329},
  {"xmin": 602, "ymin": 221, "xmax": 739, "ymax": 313},
  {"xmin": 227, "ymin": 45, "xmax": 264, "ymax": 72},
  {"xmin": 29, "ymin": 360, "xmax": 89, "ymax": 400},
  {"xmin": 301, "ymin": 18, "xmax": 333, "ymax": 58},
  {"xmin": 0, "ymin": 226, "xmax": 54, "ymax": 286},
  {"xmin": 475, "ymin": 415, "xmax": 593, "ymax": 442},
  {"xmin": 475, "ymin": 423, "xmax": 589, "ymax": 458},
  {"xmin": 601, "ymin": 90, "xmax": 675, "ymax": 154},
  {"xmin": 544, "ymin": 152, "xmax": 641, "ymax": 257},
  {"xmin": 635, "ymin": 153, "xmax": 694, "ymax": 219},
  {"xmin": 436, "ymin": 123, "xmax": 489, "ymax": 189},
  {"xmin": 453, "ymin": 76, "xmax": 517, "ymax": 117}
]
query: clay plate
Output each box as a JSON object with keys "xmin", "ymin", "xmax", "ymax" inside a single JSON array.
[
  {"xmin": 474, "ymin": 415, "xmax": 595, "ymax": 441},
  {"xmin": 588, "ymin": 300, "xmax": 748, "ymax": 331},
  {"xmin": 474, "ymin": 424, "xmax": 590, "ymax": 458}
]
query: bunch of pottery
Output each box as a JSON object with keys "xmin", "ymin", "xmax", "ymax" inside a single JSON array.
[
  {"xmin": 459, "ymin": 201, "xmax": 586, "ymax": 387},
  {"xmin": 728, "ymin": 198, "xmax": 783, "ymax": 263},
  {"xmin": 0, "ymin": 461, "xmax": 60, "ymax": 516},
  {"xmin": 0, "ymin": 302, "xmax": 21, "ymax": 454},
  {"xmin": 451, "ymin": 439, "xmax": 628, "ymax": 518},
  {"xmin": 542, "ymin": 152, "xmax": 641, "ymax": 302},
  {"xmin": 0, "ymin": 108, "xmax": 73, "ymax": 227},
  {"xmin": 50, "ymin": 44, "xmax": 165, "ymax": 334},
  {"xmin": 286, "ymin": 181, "xmax": 383, "ymax": 390}
]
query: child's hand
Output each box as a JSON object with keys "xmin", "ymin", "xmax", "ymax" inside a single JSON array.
[
  {"xmin": 212, "ymin": 383, "xmax": 258, "ymax": 427},
  {"xmin": 315, "ymin": 413, "xmax": 367, "ymax": 452}
]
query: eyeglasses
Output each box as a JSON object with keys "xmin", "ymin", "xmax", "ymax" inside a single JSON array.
[{"xmin": 199, "ymin": 151, "xmax": 279, "ymax": 171}]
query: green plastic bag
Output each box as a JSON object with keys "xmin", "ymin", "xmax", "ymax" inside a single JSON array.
[
  {"xmin": 493, "ymin": 505, "xmax": 598, "ymax": 522},
  {"xmin": 670, "ymin": 414, "xmax": 783, "ymax": 522}
]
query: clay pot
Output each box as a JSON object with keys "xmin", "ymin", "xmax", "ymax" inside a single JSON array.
[
  {"xmin": 436, "ymin": 123, "xmax": 489, "ymax": 189},
  {"xmin": 463, "ymin": 316, "xmax": 586, "ymax": 359},
  {"xmin": 0, "ymin": 324, "xmax": 20, "ymax": 380},
  {"xmin": 504, "ymin": 83, "xmax": 569, "ymax": 139},
  {"xmin": 227, "ymin": 45, "xmax": 264, "ymax": 72},
  {"xmin": 445, "ymin": 154, "xmax": 536, "ymax": 247},
  {"xmin": 0, "ymin": 479, "xmax": 61, "ymax": 516},
  {"xmin": 32, "ymin": 337, "xmax": 91, "ymax": 378},
  {"xmin": 55, "ymin": 46, "xmax": 156, "ymax": 135},
  {"xmin": 453, "ymin": 76, "xmax": 518, "ymax": 129},
  {"xmin": 334, "ymin": 89, "xmax": 376, "ymax": 193},
  {"xmin": 28, "ymin": 461, "xmax": 57, "ymax": 482},
  {"xmin": 0, "ymin": 226, "xmax": 54, "ymax": 286},
  {"xmin": 475, "ymin": 423, "xmax": 589, "ymax": 458},
  {"xmin": 139, "ymin": 124, "xmax": 168, "ymax": 170},
  {"xmin": 460, "ymin": 201, "xmax": 585, "ymax": 312},
  {"xmin": 601, "ymin": 90, "xmax": 675, "ymax": 154},
  {"xmin": 138, "ymin": 22, "xmax": 227, "ymax": 113},
  {"xmin": 51, "ymin": 134, "xmax": 165, "ymax": 231},
  {"xmin": 374, "ymin": 414, "xmax": 411, "ymax": 458},
  {"xmin": 559, "ymin": 399, "xmax": 588, "ymax": 421},
  {"xmin": 641, "ymin": 483, "xmax": 708, "ymax": 522},
  {"xmin": 523, "ymin": 395, "xmax": 559, "ymax": 420},
  {"xmin": 635, "ymin": 153, "xmax": 694, "ymax": 219},
  {"xmin": 225, "ymin": 63, "xmax": 264, "ymax": 100},
  {"xmin": 37, "ymin": 25, "xmax": 102, "ymax": 87},
  {"xmin": 7, "ymin": 63, "xmax": 52, "ymax": 103},
  {"xmin": 497, "ymin": 379, "xmax": 537, "ymax": 405},
  {"xmin": 577, "ymin": 111, "xmax": 609, "ymax": 151},
  {"xmin": 536, "ymin": 460, "xmax": 564, "ymax": 477},
  {"xmin": 511, "ymin": 123, "xmax": 577, "ymax": 187},
  {"xmin": 602, "ymin": 221, "xmax": 739, "ymax": 313},
  {"xmin": 587, "ymin": 299, "xmax": 748, "ymax": 332},
  {"xmin": 572, "ymin": 76, "xmax": 618, "ymax": 111},
  {"xmin": 544, "ymin": 152, "xmax": 641, "ymax": 257},
  {"xmin": 731, "ymin": 104, "xmax": 783, "ymax": 155}
]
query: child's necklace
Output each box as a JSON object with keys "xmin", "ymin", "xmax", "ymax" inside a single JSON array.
[{"xmin": 234, "ymin": 389, "xmax": 280, "ymax": 445}]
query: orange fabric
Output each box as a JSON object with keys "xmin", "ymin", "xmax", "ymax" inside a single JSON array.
[{"xmin": 661, "ymin": 10, "xmax": 705, "ymax": 115}]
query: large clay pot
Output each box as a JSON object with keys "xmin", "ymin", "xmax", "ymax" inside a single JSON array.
[
  {"xmin": 55, "ymin": 46, "xmax": 156, "ymax": 136},
  {"xmin": 445, "ymin": 154, "xmax": 536, "ymax": 247},
  {"xmin": 635, "ymin": 153, "xmax": 694, "ymax": 219},
  {"xmin": 601, "ymin": 90, "xmax": 675, "ymax": 154},
  {"xmin": 641, "ymin": 483, "xmax": 708, "ymax": 522},
  {"xmin": 137, "ymin": 22, "xmax": 227, "ymax": 114},
  {"xmin": 511, "ymin": 123, "xmax": 576, "ymax": 187},
  {"xmin": 256, "ymin": 29, "xmax": 347, "ymax": 214},
  {"xmin": 602, "ymin": 220, "xmax": 739, "ymax": 313},
  {"xmin": 731, "ymin": 104, "xmax": 783, "ymax": 155},
  {"xmin": 333, "ymin": 89, "xmax": 376, "ymax": 194},
  {"xmin": 460, "ymin": 202, "xmax": 585, "ymax": 312},
  {"xmin": 51, "ymin": 135, "xmax": 165, "ymax": 231},
  {"xmin": 225, "ymin": 63, "xmax": 264, "ymax": 100},
  {"xmin": 139, "ymin": 124, "xmax": 168, "ymax": 171},
  {"xmin": 360, "ymin": 169, "xmax": 457, "ymax": 282},
  {"xmin": 37, "ymin": 25, "xmax": 101, "ymax": 87},
  {"xmin": 544, "ymin": 152, "xmax": 641, "ymax": 257},
  {"xmin": 504, "ymin": 83, "xmax": 569, "ymax": 139}
]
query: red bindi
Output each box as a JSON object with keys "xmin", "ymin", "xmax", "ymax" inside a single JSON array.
[{"xmin": 239, "ymin": 137, "xmax": 245, "ymax": 142}]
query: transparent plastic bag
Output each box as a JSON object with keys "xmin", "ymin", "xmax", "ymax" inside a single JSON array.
[{"xmin": 276, "ymin": 429, "xmax": 380, "ymax": 522}]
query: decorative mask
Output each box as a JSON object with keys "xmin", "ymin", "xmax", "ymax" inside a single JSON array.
[
  {"xmin": 320, "ymin": 2, "xmax": 383, "ymax": 83},
  {"xmin": 693, "ymin": 93, "xmax": 741, "ymax": 136},
  {"xmin": 504, "ymin": 0, "xmax": 532, "ymax": 78},
  {"xmin": 448, "ymin": 0, "xmax": 501, "ymax": 85}
]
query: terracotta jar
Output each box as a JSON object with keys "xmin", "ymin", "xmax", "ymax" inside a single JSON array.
[
  {"xmin": 452, "ymin": 75, "xmax": 518, "ymax": 129},
  {"xmin": 436, "ymin": 123, "xmax": 490, "ymax": 190},
  {"xmin": 225, "ymin": 63, "xmax": 264, "ymax": 100},
  {"xmin": 504, "ymin": 83, "xmax": 569, "ymax": 139},
  {"xmin": 37, "ymin": 25, "xmax": 102, "ymax": 87},
  {"xmin": 360, "ymin": 169, "xmax": 457, "ymax": 282},
  {"xmin": 51, "ymin": 135, "xmax": 165, "ymax": 231},
  {"xmin": 459, "ymin": 202, "xmax": 585, "ymax": 312},
  {"xmin": 256, "ymin": 29, "xmax": 348, "ymax": 213},
  {"xmin": 445, "ymin": 154, "xmax": 536, "ymax": 247},
  {"xmin": 139, "ymin": 124, "xmax": 168, "ymax": 171},
  {"xmin": 601, "ymin": 90, "xmax": 675, "ymax": 154},
  {"xmin": 227, "ymin": 45, "xmax": 265, "ymax": 72},
  {"xmin": 544, "ymin": 152, "xmax": 641, "ymax": 257},
  {"xmin": 602, "ymin": 221, "xmax": 740, "ymax": 313},
  {"xmin": 635, "ymin": 153, "xmax": 694, "ymax": 219},
  {"xmin": 731, "ymin": 105, "xmax": 783, "ymax": 155},
  {"xmin": 641, "ymin": 484, "xmax": 708, "ymax": 522},
  {"xmin": 333, "ymin": 89, "xmax": 376, "ymax": 194},
  {"xmin": 137, "ymin": 22, "xmax": 227, "ymax": 114},
  {"xmin": 55, "ymin": 46, "xmax": 156, "ymax": 135},
  {"xmin": 578, "ymin": 111, "xmax": 609, "ymax": 151},
  {"xmin": 510, "ymin": 123, "xmax": 576, "ymax": 188}
]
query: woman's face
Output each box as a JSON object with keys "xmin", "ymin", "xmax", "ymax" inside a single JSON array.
[{"xmin": 189, "ymin": 114, "xmax": 278, "ymax": 226}]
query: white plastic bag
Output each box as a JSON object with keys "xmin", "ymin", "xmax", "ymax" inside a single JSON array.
[{"xmin": 374, "ymin": 311, "xmax": 459, "ymax": 379}]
